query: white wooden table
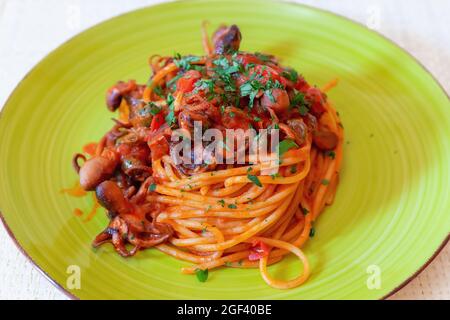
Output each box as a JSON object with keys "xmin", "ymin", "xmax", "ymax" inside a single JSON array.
[{"xmin": 0, "ymin": 0, "xmax": 449, "ymax": 300}]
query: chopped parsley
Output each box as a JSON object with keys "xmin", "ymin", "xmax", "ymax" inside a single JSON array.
[
  {"xmin": 290, "ymin": 92, "xmax": 309, "ymax": 115},
  {"xmin": 270, "ymin": 173, "xmax": 281, "ymax": 180},
  {"xmin": 211, "ymin": 56, "xmax": 241, "ymax": 94},
  {"xmin": 298, "ymin": 105, "xmax": 309, "ymax": 116},
  {"xmin": 146, "ymin": 102, "xmax": 161, "ymax": 115},
  {"xmin": 228, "ymin": 204, "xmax": 237, "ymax": 209},
  {"xmin": 194, "ymin": 79, "xmax": 215, "ymax": 93},
  {"xmin": 254, "ymin": 52, "xmax": 272, "ymax": 62},
  {"xmin": 247, "ymin": 174, "xmax": 262, "ymax": 187},
  {"xmin": 325, "ymin": 150, "xmax": 336, "ymax": 159},
  {"xmin": 173, "ymin": 54, "xmax": 201, "ymax": 70},
  {"xmin": 167, "ymin": 73, "xmax": 183, "ymax": 90},
  {"xmin": 277, "ymin": 139, "xmax": 299, "ymax": 156},
  {"xmin": 239, "ymin": 75, "xmax": 283, "ymax": 108},
  {"xmin": 265, "ymin": 89, "xmax": 275, "ymax": 103},
  {"xmin": 165, "ymin": 93, "xmax": 176, "ymax": 126},
  {"xmin": 195, "ymin": 268, "xmax": 209, "ymax": 282},
  {"xmin": 148, "ymin": 183, "xmax": 157, "ymax": 192},
  {"xmin": 239, "ymin": 80, "xmax": 260, "ymax": 107},
  {"xmin": 281, "ymin": 68, "xmax": 298, "ymax": 83},
  {"xmin": 217, "ymin": 199, "xmax": 225, "ymax": 207},
  {"xmin": 321, "ymin": 179, "xmax": 330, "ymax": 185},
  {"xmin": 309, "ymin": 227, "xmax": 315, "ymax": 238},
  {"xmin": 153, "ymin": 85, "xmax": 165, "ymax": 98},
  {"xmin": 290, "ymin": 165, "xmax": 297, "ymax": 174}
]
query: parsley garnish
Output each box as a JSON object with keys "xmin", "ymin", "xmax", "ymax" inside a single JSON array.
[
  {"xmin": 254, "ymin": 52, "xmax": 272, "ymax": 62},
  {"xmin": 277, "ymin": 139, "xmax": 299, "ymax": 156},
  {"xmin": 321, "ymin": 179, "xmax": 330, "ymax": 185},
  {"xmin": 165, "ymin": 93, "xmax": 176, "ymax": 126},
  {"xmin": 298, "ymin": 105, "xmax": 309, "ymax": 116},
  {"xmin": 240, "ymin": 75, "xmax": 283, "ymax": 108},
  {"xmin": 247, "ymin": 174, "xmax": 262, "ymax": 187},
  {"xmin": 173, "ymin": 55, "xmax": 200, "ymax": 70},
  {"xmin": 281, "ymin": 68, "xmax": 298, "ymax": 83},
  {"xmin": 228, "ymin": 204, "xmax": 237, "ymax": 209},
  {"xmin": 309, "ymin": 227, "xmax": 315, "ymax": 238},
  {"xmin": 325, "ymin": 150, "xmax": 336, "ymax": 159},
  {"xmin": 194, "ymin": 79, "xmax": 215, "ymax": 93},
  {"xmin": 167, "ymin": 73, "xmax": 183, "ymax": 90},
  {"xmin": 217, "ymin": 199, "xmax": 225, "ymax": 207},
  {"xmin": 270, "ymin": 173, "xmax": 281, "ymax": 180},
  {"xmin": 148, "ymin": 183, "xmax": 157, "ymax": 192},
  {"xmin": 302, "ymin": 207, "xmax": 309, "ymax": 215},
  {"xmin": 195, "ymin": 268, "xmax": 209, "ymax": 282},
  {"xmin": 239, "ymin": 80, "xmax": 260, "ymax": 107},
  {"xmin": 211, "ymin": 57, "xmax": 241, "ymax": 94},
  {"xmin": 153, "ymin": 85, "xmax": 165, "ymax": 98},
  {"xmin": 147, "ymin": 102, "xmax": 161, "ymax": 115},
  {"xmin": 265, "ymin": 89, "xmax": 275, "ymax": 103},
  {"xmin": 290, "ymin": 92, "xmax": 309, "ymax": 115}
]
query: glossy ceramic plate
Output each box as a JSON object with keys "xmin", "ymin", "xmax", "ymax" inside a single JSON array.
[{"xmin": 0, "ymin": 0, "xmax": 449, "ymax": 299}]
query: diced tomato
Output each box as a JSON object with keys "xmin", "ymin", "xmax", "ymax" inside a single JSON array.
[
  {"xmin": 294, "ymin": 76, "xmax": 310, "ymax": 92},
  {"xmin": 254, "ymin": 65, "xmax": 287, "ymax": 87},
  {"xmin": 248, "ymin": 240, "xmax": 271, "ymax": 261},
  {"xmin": 150, "ymin": 113, "xmax": 165, "ymax": 132},
  {"xmin": 176, "ymin": 70, "xmax": 202, "ymax": 94},
  {"xmin": 148, "ymin": 135, "xmax": 170, "ymax": 161},
  {"xmin": 237, "ymin": 54, "xmax": 262, "ymax": 66},
  {"xmin": 82, "ymin": 142, "xmax": 97, "ymax": 157},
  {"xmin": 221, "ymin": 108, "xmax": 252, "ymax": 130}
]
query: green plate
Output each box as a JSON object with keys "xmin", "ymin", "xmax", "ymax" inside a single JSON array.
[{"xmin": 0, "ymin": 0, "xmax": 449, "ymax": 300}]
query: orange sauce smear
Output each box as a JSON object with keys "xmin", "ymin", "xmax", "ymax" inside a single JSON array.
[
  {"xmin": 82, "ymin": 142, "xmax": 97, "ymax": 157},
  {"xmin": 84, "ymin": 193, "xmax": 101, "ymax": 222},
  {"xmin": 73, "ymin": 208, "xmax": 83, "ymax": 217},
  {"xmin": 62, "ymin": 181, "xmax": 101, "ymax": 222},
  {"xmin": 60, "ymin": 181, "xmax": 87, "ymax": 197}
]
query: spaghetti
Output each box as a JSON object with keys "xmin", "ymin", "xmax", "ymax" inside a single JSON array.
[{"xmin": 72, "ymin": 23, "xmax": 344, "ymax": 289}]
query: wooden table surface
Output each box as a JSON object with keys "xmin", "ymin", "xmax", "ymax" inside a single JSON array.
[{"xmin": 0, "ymin": 0, "xmax": 448, "ymax": 300}]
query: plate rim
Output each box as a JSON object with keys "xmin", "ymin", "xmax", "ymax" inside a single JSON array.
[{"xmin": 0, "ymin": 0, "xmax": 449, "ymax": 300}]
